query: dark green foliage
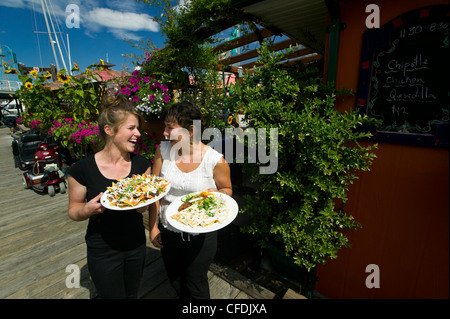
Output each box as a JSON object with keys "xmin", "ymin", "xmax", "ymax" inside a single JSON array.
[{"xmin": 230, "ymin": 42, "xmax": 379, "ymax": 270}]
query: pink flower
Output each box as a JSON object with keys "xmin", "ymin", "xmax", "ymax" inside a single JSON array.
[
  {"xmin": 121, "ymin": 87, "xmax": 131, "ymax": 95},
  {"xmin": 149, "ymin": 94, "xmax": 155, "ymax": 101}
]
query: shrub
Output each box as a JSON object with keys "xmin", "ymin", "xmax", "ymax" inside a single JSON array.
[{"xmin": 230, "ymin": 41, "xmax": 379, "ymax": 271}]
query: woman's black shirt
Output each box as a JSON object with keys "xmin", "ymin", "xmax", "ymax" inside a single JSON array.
[{"xmin": 69, "ymin": 153, "xmax": 151, "ymax": 251}]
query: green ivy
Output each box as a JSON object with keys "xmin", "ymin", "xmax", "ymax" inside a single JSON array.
[
  {"xmin": 229, "ymin": 41, "xmax": 379, "ymax": 271},
  {"xmin": 17, "ymin": 66, "xmax": 104, "ymax": 129},
  {"xmin": 131, "ymin": 0, "xmax": 253, "ymax": 129}
]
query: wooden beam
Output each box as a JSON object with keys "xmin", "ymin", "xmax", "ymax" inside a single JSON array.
[
  {"xmin": 282, "ymin": 54, "xmax": 323, "ymax": 67},
  {"xmin": 241, "ymin": 52, "xmax": 322, "ymax": 70},
  {"xmin": 283, "ymin": 48, "xmax": 315, "ymax": 60},
  {"xmin": 193, "ymin": 17, "xmax": 238, "ymax": 41},
  {"xmin": 213, "ymin": 28, "xmax": 274, "ymax": 54},
  {"xmin": 220, "ymin": 38, "xmax": 299, "ymax": 66}
]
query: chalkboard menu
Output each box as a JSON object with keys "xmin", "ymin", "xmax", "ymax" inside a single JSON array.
[{"xmin": 356, "ymin": 5, "xmax": 449, "ymax": 147}]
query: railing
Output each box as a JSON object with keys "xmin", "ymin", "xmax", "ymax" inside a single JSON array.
[{"xmin": 0, "ymin": 79, "xmax": 21, "ymax": 92}]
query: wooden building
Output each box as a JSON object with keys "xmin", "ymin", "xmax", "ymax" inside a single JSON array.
[
  {"xmin": 316, "ymin": 0, "xmax": 449, "ymax": 299},
  {"xmin": 220, "ymin": 0, "xmax": 449, "ymax": 298}
]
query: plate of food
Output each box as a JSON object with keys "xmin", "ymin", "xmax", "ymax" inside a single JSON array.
[
  {"xmin": 166, "ymin": 191, "xmax": 239, "ymax": 233},
  {"xmin": 101, "ymin": 174, "xmax": 171, "ymax": 211}
]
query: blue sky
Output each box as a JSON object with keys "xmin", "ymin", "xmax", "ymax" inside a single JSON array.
[{"xmin": 0, "ymin": 0, "xmax": 171, "ymax": 76}]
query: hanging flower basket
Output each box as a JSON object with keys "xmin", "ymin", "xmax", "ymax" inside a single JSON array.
[{"xmin": 119, "ymin": 70, "xmax": 172, "ymax": 120}]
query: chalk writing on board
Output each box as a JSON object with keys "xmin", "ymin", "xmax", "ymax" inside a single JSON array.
[
  {"xmin": 367, "ymin": 15, "xmax": 449, "ymax": 135},
  {"xmin": 399, "ymin": 21, "xmax": 449, "ymax": 39}
]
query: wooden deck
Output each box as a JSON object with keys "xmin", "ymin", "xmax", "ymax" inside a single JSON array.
[{"xmin": 0, "ymin": 126, "xmax": 276, "ymax": 299}]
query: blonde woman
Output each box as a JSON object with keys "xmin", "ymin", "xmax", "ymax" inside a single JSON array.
[{"xmin": 68, "ymin": 94, "xmax": 152, "ymax": 299}]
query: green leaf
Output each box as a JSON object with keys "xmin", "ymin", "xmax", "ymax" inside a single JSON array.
[{"xmin": 75, "ymin": 89, "xmax": 84, "ymax": 98}]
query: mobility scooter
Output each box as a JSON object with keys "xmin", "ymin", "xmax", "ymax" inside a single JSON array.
[
  {"xmin": 12, "ymin": 130, "xmax": 66, "ymax": 196},
  {"xmin": 22, "ymin": 141, "xmax": 66, "ymax": 196}
]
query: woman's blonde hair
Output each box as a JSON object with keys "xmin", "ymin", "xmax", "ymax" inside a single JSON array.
[{"xmin": 97, "ymin": 94, "xmax": 143, "ymax": 140}]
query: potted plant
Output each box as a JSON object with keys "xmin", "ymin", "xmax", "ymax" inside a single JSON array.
[
  {"xmin": 47, "ymin": 117, "xmax": 102, "ymax": 160},
  {"xmin": 117, "ymin": 68, "xmax": 172, "ymax": 121},
  {"xmin": 16, "ymin": 63, "xmax": 108, "ymax": 160},
  {"xmin": 229, "ymin": 41, "xmax": 379, "ymax": 297},
  {"xmin": 127, "ymin": 0, "xmax": 248, "ymax": 130}
]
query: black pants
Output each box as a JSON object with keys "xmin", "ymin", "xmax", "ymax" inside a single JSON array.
[
  {"xmin": 86, "ymin": 234, "xmax": 146, "ymax": 299},
  {"xmin": 160, "ymin": 227, "xmax": 218, "ymax": 299}
]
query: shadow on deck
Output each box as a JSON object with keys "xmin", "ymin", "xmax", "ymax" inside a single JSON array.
[{"xmin": 0, "ymin": 126, "xmax": 295, "ymax": 300}]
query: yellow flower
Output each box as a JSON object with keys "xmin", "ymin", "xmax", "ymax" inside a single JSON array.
[
  {"xmin": 30, "ymin": 70, "xmax": 38, "ymax": 78},
  {"xmin": 57, "ymin": 72, "xmax": 71, "ymax": 84},
  {"xmin": 43, "ymin": 71, "xmax": 52, "ymax": 81},
  {"xmin": 72, "ymin": 62, "xmax": 79, "ymax": 71},
  {"xmin": 5, "ymin": 68, "xmax": 18, "ymax": 75},
  {"xmin": 25, "ymin": 82, "xmax": 34, "ymax": 89}
]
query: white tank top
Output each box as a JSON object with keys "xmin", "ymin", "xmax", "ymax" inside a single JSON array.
[{"xmin": 159, "ymin": 141, "xmax": 224, "ymax": 233}]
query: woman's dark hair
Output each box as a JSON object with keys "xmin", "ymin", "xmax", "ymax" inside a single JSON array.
[{"xmin": 161, "ymin": 100, "xmax": 205, "ymax": 131}]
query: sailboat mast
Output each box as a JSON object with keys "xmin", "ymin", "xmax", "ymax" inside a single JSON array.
[
  {"xmin": 40, "ymin": 0, "xmax": 59, "ymax": 71},
  {"xmin": 43, "ymin": 0, "xmax": 68, "ymax": 72},
  {"xmin": 67, "ymin": 34, "xmax": 72, "ymax": 75}
]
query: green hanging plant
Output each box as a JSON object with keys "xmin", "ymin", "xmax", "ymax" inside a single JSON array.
[{"xmin": 229, "ymin": 41, "xmax": 379, "ymax": 272}]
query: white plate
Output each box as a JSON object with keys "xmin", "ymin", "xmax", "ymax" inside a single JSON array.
[
  {"xmin": 166, "ymin": 192, "xmax": 239, "ymax": 233},
  {"xmin": 101, "ymin": 183, "xmax": 171, "ymax": 211}
]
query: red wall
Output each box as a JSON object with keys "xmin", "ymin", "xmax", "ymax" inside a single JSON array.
[{"xmin": 316, "ymin": 0, "xmax": 449, "ymax": 298}]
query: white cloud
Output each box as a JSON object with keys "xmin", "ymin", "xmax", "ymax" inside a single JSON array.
[
  {"xmin": 0, "ymin": 0, "xmax": 28, "ymax": 9},
  {"xmin": 85, "ymin": 8, "xmax": 159, "ymax": 33},
  {"xmin": 0, "ymin": 0, "xmax": 159, "ymax": 38},
  {"xmin": 109, "ymin": 29, "xmax": 144, "ymax": 41}
]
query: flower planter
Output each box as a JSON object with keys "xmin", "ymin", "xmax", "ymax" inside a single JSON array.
[
  {"xmin": 265, "ymin": 242, "xmax": 318, "ymax": 298},
  {"xmin": 265, "ymin": 242, "xmax": 304, "ymax": 280},
  {"xmin": 142, "ymin": 119, "xmax": 165, "ymax": 144}
]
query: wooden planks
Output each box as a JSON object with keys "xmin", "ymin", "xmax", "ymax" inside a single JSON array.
[
  {"xmin": 283, "ymin": 288, "xmax": 307, "ymax": 299},
  {"xmin": 0, "ymin": 130, "xmax": 89, "ymax": 299},
  {"xmin": 209, "ymin": 263, "xmax": 275, "ymax": 299},
  {"xmin": 0, "ymin": 127, "xmax": 274, "ymax": 299}
]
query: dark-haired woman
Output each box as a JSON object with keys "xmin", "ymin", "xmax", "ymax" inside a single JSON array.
[
  {"xmin": 68, "ymin": 94, "xmax": 153, "ymax": 299},
  {"xmin": 149, "ymin": 101, "xmax": 232, "ymax": 299}
]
